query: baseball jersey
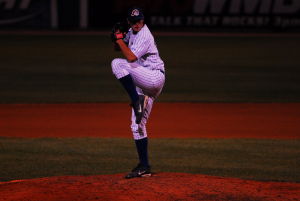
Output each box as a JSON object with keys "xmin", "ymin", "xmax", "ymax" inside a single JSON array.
[{"xmin": 124, "ymin": 24, "xmax": 165, "ymax": 72}]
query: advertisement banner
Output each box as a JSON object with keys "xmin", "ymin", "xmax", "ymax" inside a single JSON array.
[
  {"xmin": 0, "ymin": 0, "xmax": 52, "ymax": 28},
  {"xmin": 0, "ymin": 0, "xmax": 299, "ymax": 30},
  {"xmin": 110, "ymin": 0, "xmax": 300, "ymax": 29},
  {"xmin": 151, "ymin": 0, "xmax": 300, "ymax": 28}
]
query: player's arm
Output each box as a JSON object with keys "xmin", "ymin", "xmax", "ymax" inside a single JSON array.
[{"xmin": 116, "ymin": 39, "xmax": 137, "ymax": 62}]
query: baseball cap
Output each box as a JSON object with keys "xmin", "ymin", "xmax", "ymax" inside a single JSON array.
[{"xmin": 127, "ymin": 7, "xmax": 144, "ymax": 23}]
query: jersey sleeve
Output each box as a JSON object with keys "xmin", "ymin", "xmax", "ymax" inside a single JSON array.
[{"xmin": 130, "ymin": 32, "xmax": 151, "ymax": 59}]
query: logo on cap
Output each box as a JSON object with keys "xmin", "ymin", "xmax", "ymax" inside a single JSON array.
[{"xmin": 131, "ymin": 9, "xmax": 139, "ymax": 17}]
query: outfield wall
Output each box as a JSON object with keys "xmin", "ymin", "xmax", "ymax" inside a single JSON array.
[{"xmin": 0, "ymin": 0, "xmax": 300, "ymax": 31}]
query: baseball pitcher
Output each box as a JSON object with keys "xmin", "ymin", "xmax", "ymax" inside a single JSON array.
[{"xmin": 111, "ymin": 7, "xmax": 165, "ymax": 179}]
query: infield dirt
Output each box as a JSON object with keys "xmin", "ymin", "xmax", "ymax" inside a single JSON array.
[{"xmin": 1, "ymin": 103, "xmax": 300, "ymax": 139}]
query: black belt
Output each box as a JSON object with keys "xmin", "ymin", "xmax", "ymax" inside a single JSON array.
[{"xmin": 159, "ymin": 70, "xmax": 165, "ymax": 74}]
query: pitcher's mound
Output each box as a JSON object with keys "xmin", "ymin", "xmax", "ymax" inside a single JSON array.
[{"xmin": 1, "ymin": 172, "xmax": 299, "ymax": 201}]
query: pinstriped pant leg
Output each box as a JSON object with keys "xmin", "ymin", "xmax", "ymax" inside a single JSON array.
[
  {"xmin": 126, "ymin": 65, "xmax": 165, "ymax": 98},
  {"xmin": 111, "ymin": 58, "xmax": 165, "ymax": 98},
  {"xmin": 111, "ymin": 58, "xmax": 165, "ymax": 140},
  {"xmin": 131, "ymin": 96, "xmax": 154, "ymax": 140},
  {"xmin": 111, "ymin": 58, "xmax": 130, "ymax": 79}
]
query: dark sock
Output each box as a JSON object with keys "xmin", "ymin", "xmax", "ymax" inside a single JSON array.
[
  {"xmin": 135, "ymin": 138, "xmax": 149, "ymax": 167},
  {"xmin": 118, "ymin": 75, "xmax": 139, "ymax": 103}
]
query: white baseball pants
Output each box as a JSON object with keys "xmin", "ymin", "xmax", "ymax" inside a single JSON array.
[{"xmin": 111, "ymin": 58, "xmax": 165, "ymax": 140}]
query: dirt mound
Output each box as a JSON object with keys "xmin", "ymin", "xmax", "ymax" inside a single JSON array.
[{"xmin": 1, "ymin": 173, "xmax": 299, "ymax": 201}]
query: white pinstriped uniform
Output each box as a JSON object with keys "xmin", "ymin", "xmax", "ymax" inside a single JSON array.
[{"xmin": 111, "ymin": 24, "xmax": 165, "ymax": 140}]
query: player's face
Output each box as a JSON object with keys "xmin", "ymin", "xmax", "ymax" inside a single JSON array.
[{"xmin": 129, "ymin": 20, "xmax": 144, "ymax": 33}]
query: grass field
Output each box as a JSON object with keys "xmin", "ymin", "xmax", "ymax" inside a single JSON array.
[
  {"xmin": 1, "ymin": 34, "xmax": 300, "ymax": 103},
  {"xmin": 0, "ymin": 137, "xmax": 299, "ymax": 182}
]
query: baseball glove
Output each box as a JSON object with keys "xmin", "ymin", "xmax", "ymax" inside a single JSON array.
[{"xmin": 111, "ymin": 21, "xmax": 129, "ymax": 42}]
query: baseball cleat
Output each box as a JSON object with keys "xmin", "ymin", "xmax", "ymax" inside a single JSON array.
[
  {"xmin": 132, "ymin": 95, "xmax": 148, "ymax": 124},
  {"xmin": 125, "ymin": 164, "xmax": 152, "ymax": 179}
]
